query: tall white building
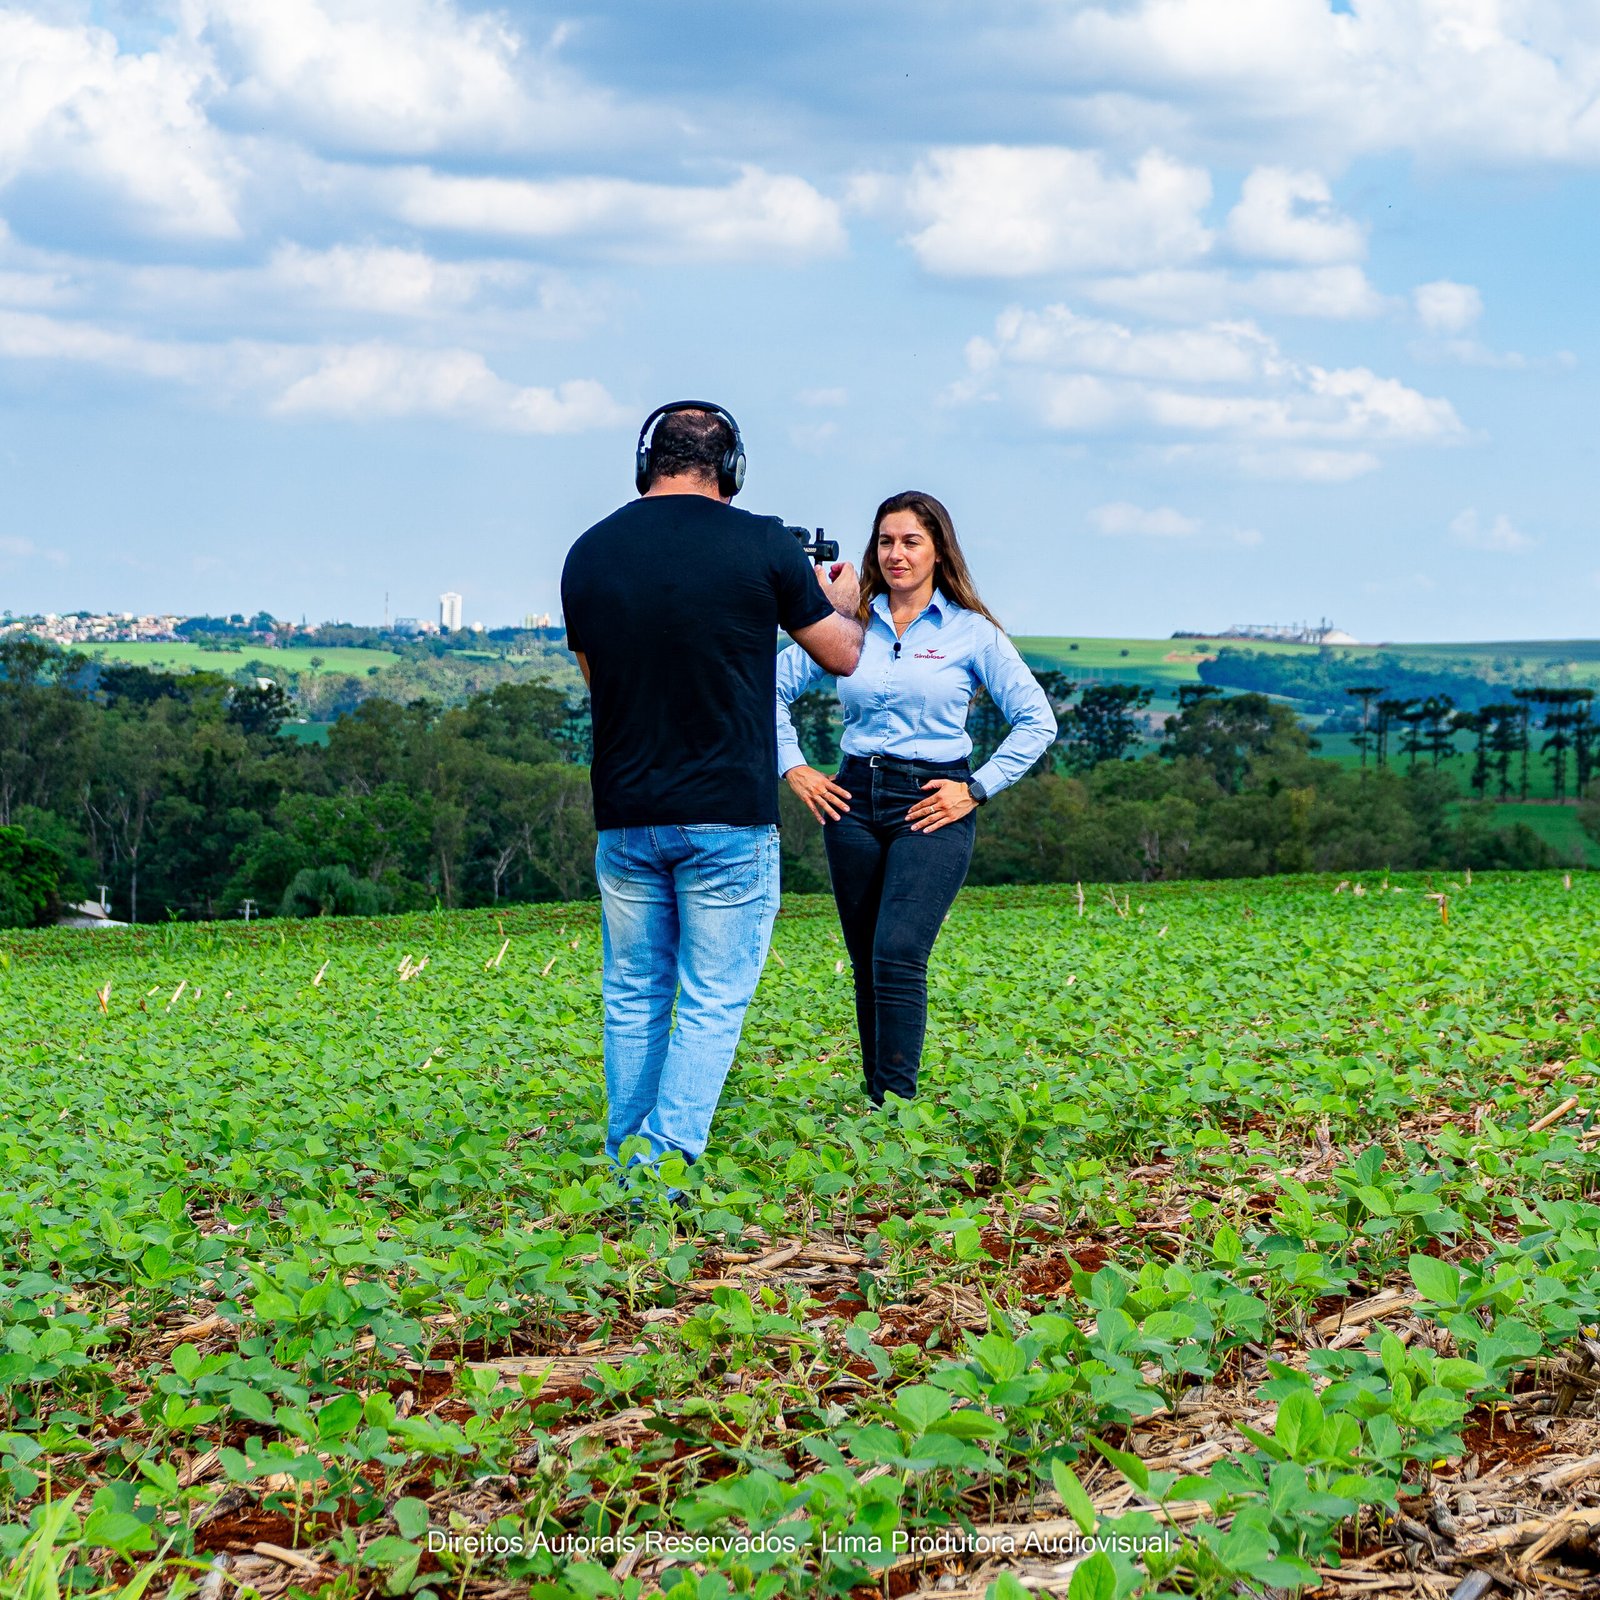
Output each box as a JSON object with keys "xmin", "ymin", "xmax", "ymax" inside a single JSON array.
[{"xmin": 439, "ymin": 591, "xmax": 463, "ymax": 631}]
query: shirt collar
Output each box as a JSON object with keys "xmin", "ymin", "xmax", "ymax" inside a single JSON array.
[{"xmin": 872, "ymin": 591, "xmax": 946, "ymax": 628}]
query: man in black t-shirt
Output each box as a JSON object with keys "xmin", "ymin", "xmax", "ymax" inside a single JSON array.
[{"xmin": 561, "ymin": 403, "xmax": 863, "ymax": 1188}]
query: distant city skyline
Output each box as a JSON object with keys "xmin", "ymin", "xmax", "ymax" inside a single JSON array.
[
  {"xmin": 15, "ymin": 601, "xmax": 1600, "ymax": 651},
  {"xmin": 1, "ymin": 3, "xmax": 1598, "ymax": 640}
]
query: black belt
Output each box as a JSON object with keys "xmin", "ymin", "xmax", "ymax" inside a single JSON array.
[{"xmin": 846, "ymin": 753, "xmax": 970, "ymax": 777}]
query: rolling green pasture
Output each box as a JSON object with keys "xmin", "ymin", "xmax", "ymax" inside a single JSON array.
[
  {"xmin": 1443, "ymin": 801, "xmax": 1600, "ymax": 868},
  {"xmin": 1016, "ymin": 635, "xmax": 1600, "ymax": 705},
  {"xmin": 74, "ymin": 642, "xmax": 401, "ymax": 676},
  {"xmin": 4, "ymin": 878, "xmax": 1600, "ymax": 1597},
  {"xmin": 1017, "ymin": 635, "xmax": 1600, "ymax": 686},
  {"xmin": 1016, "ymin": 637, "xmax": 1291, "ymax": 688},
  {"xmin": 1392, "ymin": 639, "xmax": 1600, "ymax": 679}
]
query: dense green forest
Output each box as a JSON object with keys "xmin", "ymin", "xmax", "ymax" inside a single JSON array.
[{"xmin": 0, "ymin": 639, "xmax": 1590, "ymax": 926}]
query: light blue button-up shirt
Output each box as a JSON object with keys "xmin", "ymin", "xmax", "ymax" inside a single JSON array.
[{"xmin": 775, "ymin": 592, "xmax": 1058, "ymax": 798}]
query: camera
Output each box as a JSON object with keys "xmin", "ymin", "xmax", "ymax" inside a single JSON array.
[{"xmin": 784, "ymin": 524, "xmax": 839, "ymax": 564}]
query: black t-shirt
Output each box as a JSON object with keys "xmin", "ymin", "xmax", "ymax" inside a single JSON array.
[{"xmin": 561, "ymin": 496, "xmax": 834, "ymax": 829}]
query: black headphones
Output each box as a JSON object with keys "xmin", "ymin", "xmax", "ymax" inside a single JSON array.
[{"xmin": 634, "ymin": 400, "xmax": 746, "ymax": 498}]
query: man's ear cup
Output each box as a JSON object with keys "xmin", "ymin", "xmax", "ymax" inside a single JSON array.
[{"xmin": 635, "ymin": 402, "xmax": 745, "ymax": 497}]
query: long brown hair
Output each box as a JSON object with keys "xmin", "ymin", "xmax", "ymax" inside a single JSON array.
[{"xmin": 859, "ymin": 490, "xmax": 1002, "ymax": 629}]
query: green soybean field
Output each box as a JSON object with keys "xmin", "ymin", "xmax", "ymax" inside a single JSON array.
[{"xmin": 4, "ymin": 876, "xmax": 1600, "ymax": 1600}]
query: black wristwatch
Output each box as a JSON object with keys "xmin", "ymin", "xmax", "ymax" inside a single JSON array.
[{"xmin": 966, "ymin": 778, "xmax": 989, "ymax": 807}]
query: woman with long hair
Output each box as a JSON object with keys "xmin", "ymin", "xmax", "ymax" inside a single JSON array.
[{"xmin": 776, "ymin": 491, "xmax": 1057, "ymax": 1105}]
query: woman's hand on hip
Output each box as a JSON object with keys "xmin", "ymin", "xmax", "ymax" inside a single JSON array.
[
  {"xmin": 785, "ymin": 765, "xmax": 852, "ymax": 824},
  {"xmin": 908, "ymin": 779, "xmax": 977, "ymax": 833}
]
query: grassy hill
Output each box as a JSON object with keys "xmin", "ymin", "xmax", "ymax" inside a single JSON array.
[
  {"xmin": 1016, "ymin": 633, "xmax": 1600, "ymax": 694},
  {"xmin": 1016, "ymin": 634, "xmax": 1318, "ymax": 714},
  {"xmin": 1016, "ymin": 637, "xmax": 1600, "ymax": 763},
  {"xmin": 75, "ymin": 640, "xmax": 401, "ymax": 675},
  {"xmin": 1018, "ymin": 633, "xmax": 1310, "ymax": 682},
  {"xmin": 1390, "ymin": 638, "xmax": 1600, "ymax": 675}
]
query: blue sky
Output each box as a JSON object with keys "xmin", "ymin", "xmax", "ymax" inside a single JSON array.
[{"xmin": 1, "ymin": 0, "xmax": 1597, "ymax": 641}]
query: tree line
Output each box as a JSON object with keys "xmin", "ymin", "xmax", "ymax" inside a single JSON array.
[
  {"xmin": 1339, "ymin": 684, "xmax": 1599, "ymax": 800},
  {"xmin": 0, "ymin": 642, "xmax": 1584, "ymax": 928},
  {"xmin": 778, "ymin": 676, "xmax": 1573, "ymax": 892},
  {"xmin": 0, "ymin": 640, "xmax": 593, "ymax": 927}
]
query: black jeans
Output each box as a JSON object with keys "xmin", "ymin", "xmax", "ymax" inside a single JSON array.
[{"xmin": 822, "ymin": 755, "xmax": 977, "ymax": 1104}]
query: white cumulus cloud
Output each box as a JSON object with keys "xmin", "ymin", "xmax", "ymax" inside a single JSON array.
[
  {"xmin": 1407, "ymin": 281, "xmax": 1572, "ymax": 369},
  {"xmin": 977, "ymin": 304, "xmax": 1275, "ymax": 385},
  {"xmin": 1086, "ymin": 264, "xmax": 1387, "ymax": 322},
  {"xmin": 952, "ymin": 300, "xmax": 1462, "ymax": 471},
  {"xmin": 0, "ymin": 307, "xmax": 624, "ymax": 434},
  {"xmin": 1037, "ymin": 0, "xmax": 1600, "ymax": 165},
  {"xmin": 1413, "ymin": 280, "xmax": 1483, "ymax": 333},
  {"xmin": 0, "ymin": 533, "xmax": 68, "ymax": 566},
  {"xmin": 1449, "ymin": 509, "xmax": 1534, "ymax": 552},
  {"xmin": 0, "ymin": 267, "xmax": 70, "ymax": 308},
  {"xmin": 263, "ymin": 244, "xmax": 529, "ymax": 315},
  {"xmin": 1090, "ymin": 501, "xmax": 1200, "ymax": 537},
  {"xmin": 902, "ymin": 146, "xmax": 1213, "ymax": 276},
  {"xmin": 1224, "ymin": 167, "xmax": 1366, "ymax": 264},
  {"xmin": 392, "ymin": 164, "xmax": 846, "ymax": 261},
  {"xmin": 0, "ymin": 307, "xmax": 214, "ymax": 382},
  {"xmin": 273, "ymin": 345, "xmax": 623, "ymax": 431},
  {"xmin": 191, "ymin": 0, "xmax": 606, "ymax": 154},
  {"xmin": 0, "ymin": 11, "xmax": 238, "ymax": 238},
  {"xmin": 1237, "ymin": 447, "xmax": 1380, "ymax": 482},
  {"xmin": 1088, "ymin": 500, "xmax": 1263, "ymax": 543}
]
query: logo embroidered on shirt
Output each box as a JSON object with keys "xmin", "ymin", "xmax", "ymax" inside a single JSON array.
[{"xmin": 914, "ymin": 649, "xmax": 946, "ymax": 659}]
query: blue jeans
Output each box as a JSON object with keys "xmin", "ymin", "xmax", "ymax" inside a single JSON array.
[{"xmin": 595, "ymin": 823, "xmax": 781, "ymax": 1171}]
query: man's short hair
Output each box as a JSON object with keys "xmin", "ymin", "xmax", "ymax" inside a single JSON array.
[{"xmin": 643, "ymin": 408, "xmax": 735, "ymax": 490}]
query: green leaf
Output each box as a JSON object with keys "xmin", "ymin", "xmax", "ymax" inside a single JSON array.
[
  {"xmin": 890, "ymin": 1384, "xmax": 951, "ymax": 1432},
  {"xmin": 924, "ymin": 1410, "xmax": 1004, "ymax": 1440},
  {"xmin": 1237, "ymin": 1421, "xmax": 1288, "ymax": 1462},
  {"xmin": 987, "ymin": 1575, "xmax": 1030, "ymax": 1600},
  {"xmin": 1088, "ymin": 1434, "xmax": 1148, "ymax": 1490},
  {"xmin": 1365, "ymin": 1414, "xmax": 1403, "ymax": 1461},
  {"xmin": 1274, "ymin": 1389, "xmax": 1325, "ymax": 1459},
  {"xmin": 316, "ymin": 1390, "xmax": 363, "ymax": 1440},
  {"xmin": 951, "ymin": 1221, "xmax": 985, "ymax": 1261},
  {"xmin": 391, "ymin": 1497, "xmax": 429, "ymax": 1540},
  {"xmin": 1408, "ymin": 1254, "xmax": 1461, "ymax": 1306},
  {"xmin": 1051, "ymin": 1459, "xmax": 1096, "ymax": 1536},
  {"xmin": 1433, "ymin": 1357, "xmax": 1488, "ymax": 1393},
  {"xmin": 228, "ymin": 1385, "xmax": 276, "ymax": 1425},
  {"xmin": 1380, "ymin": 1333, "xmax": 1408, "ymax": 1384},
  {"xmin": 251, "ymin": 1287, "xmax": 298, "ymax": 1322},
  {"xmin": 136, "ymin": 1457, "xmax": 179, "ymax": 1497},
  {"xmin": 1219, "ymin": 1516, "xmax": 1275, "ymax": 1570},
  {"xmin": 83, "ymin": 1508, "xmax": 155, "ymax": 1553},
  {"xmin": 1067, "ymin": 1551, "xmax": 1116, "ymax": 1600},
  {"xmin": 363, "ymin": 1536, "xmax": 421, "ymax": 1567}
]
